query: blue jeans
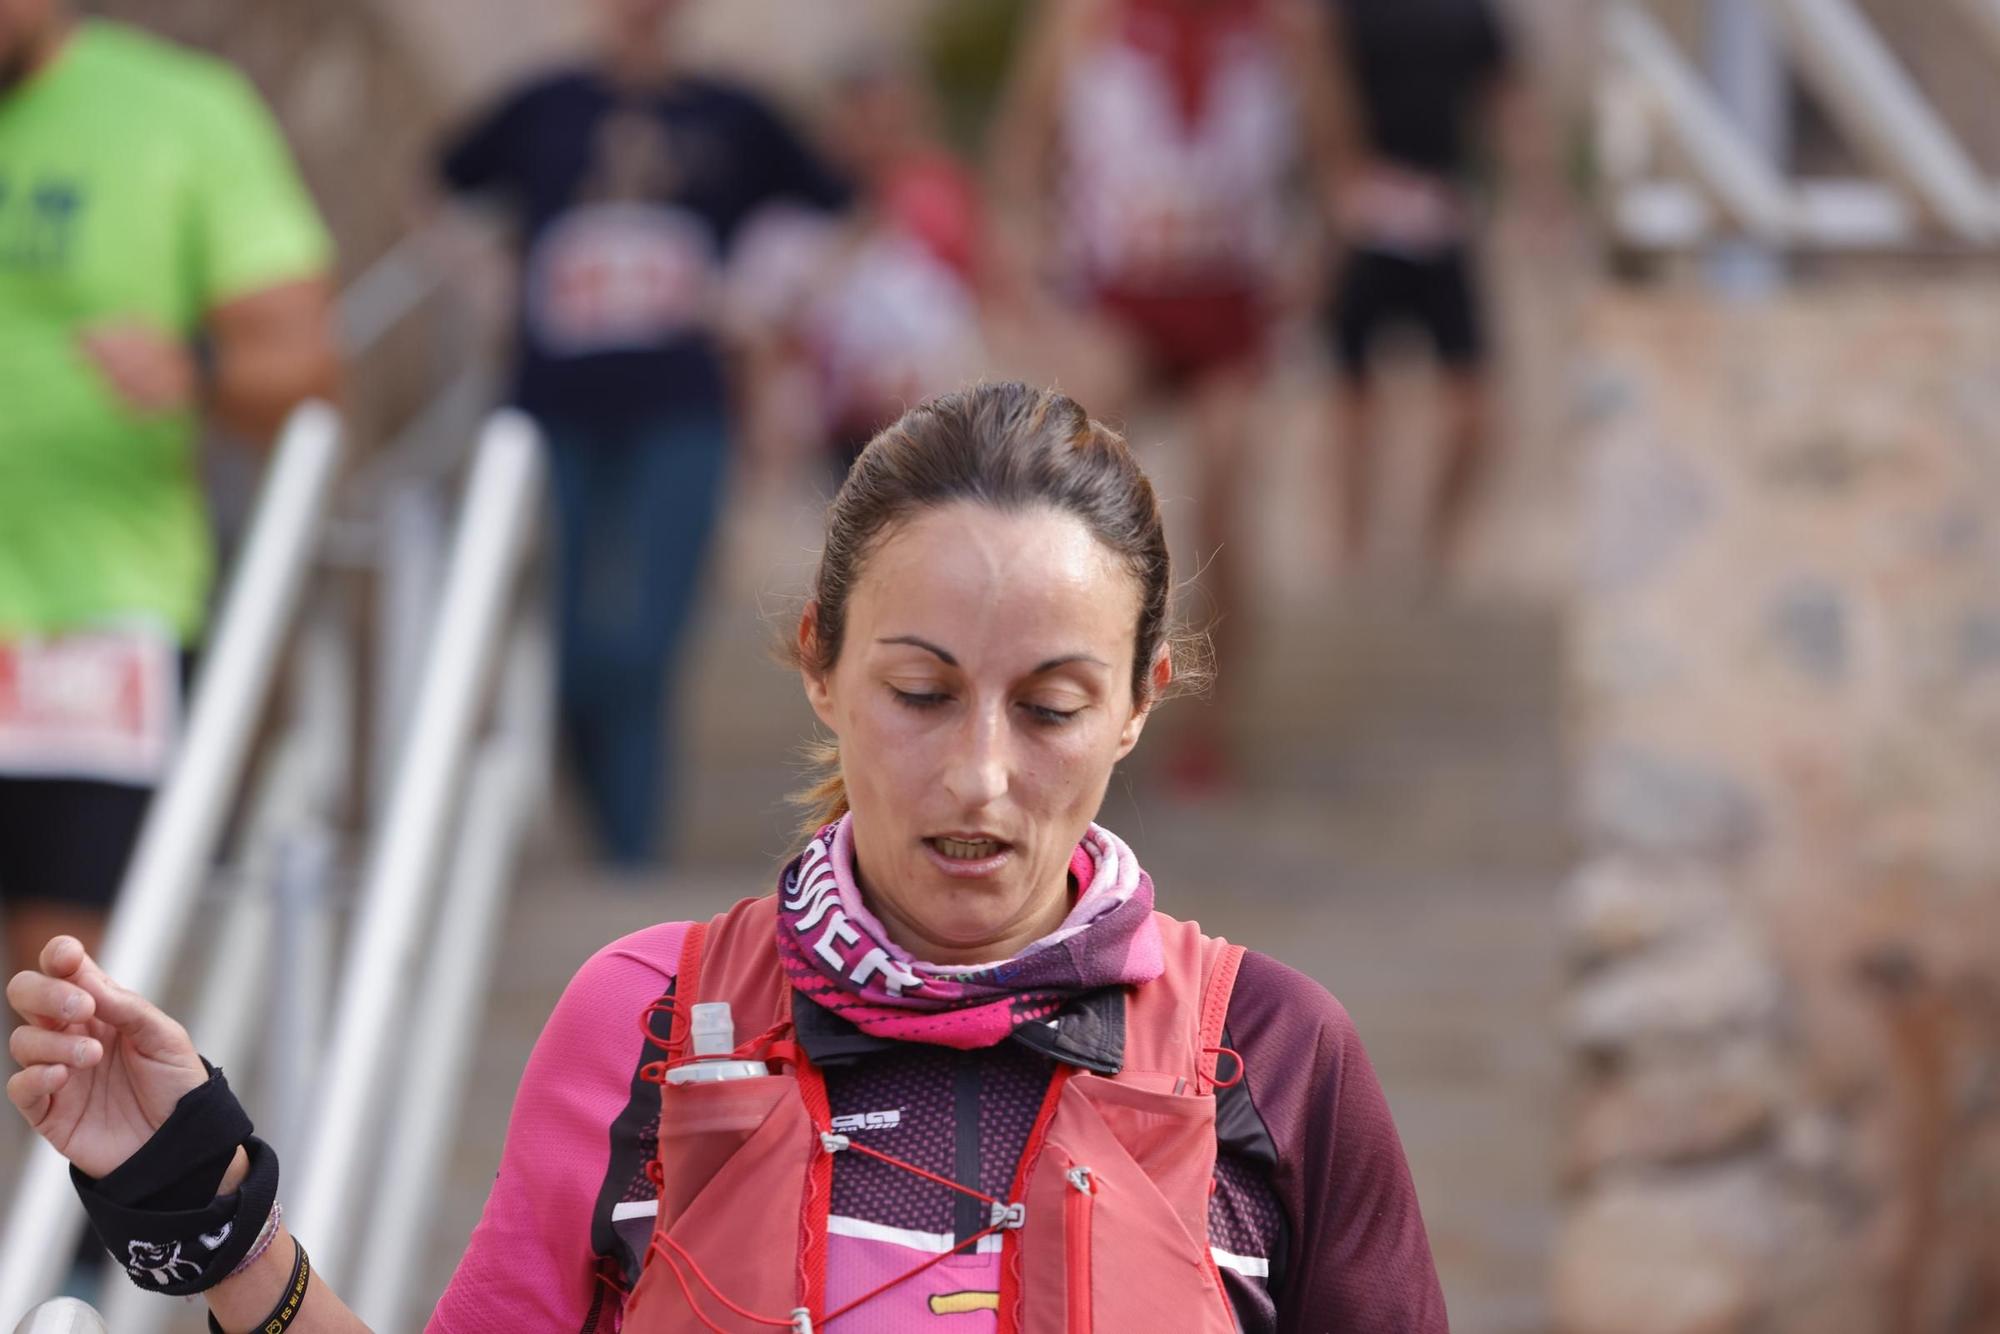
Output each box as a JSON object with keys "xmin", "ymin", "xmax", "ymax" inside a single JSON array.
[{"xmin": 542, "ymin": 410, "xmax": 729, "ymax": 867}]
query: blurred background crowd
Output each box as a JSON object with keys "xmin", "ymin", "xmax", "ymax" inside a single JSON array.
[{"xmin": 5, "ymin": 0, "xmax": 2000, "ymax": 1330}]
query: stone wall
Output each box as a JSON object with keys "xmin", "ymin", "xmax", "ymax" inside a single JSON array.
[{"xmin": 1558, "ymin": 286, "xmax": 2000, "ymax": 1334}]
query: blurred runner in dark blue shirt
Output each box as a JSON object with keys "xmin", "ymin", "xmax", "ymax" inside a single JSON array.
[
  {"xmin": 440, "ymin": 65, "xmax": 847, "ymax": 425},
  {"xmin": 436, "ymin": 0, "xmax": 846, "ymax": 869}
]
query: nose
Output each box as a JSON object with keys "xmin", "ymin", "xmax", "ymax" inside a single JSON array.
[{"xmin": 940, "ymin": 698, "xmax": 1010, "ymax": 811}]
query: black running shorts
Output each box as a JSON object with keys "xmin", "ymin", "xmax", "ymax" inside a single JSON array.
[
  {"xmin": 0, "ymin": 775, "xmax": 155, "ymax": 910},
  {"xmin": 1329, "ymin": 246, "xmax": 1487, "ymax": 374}
]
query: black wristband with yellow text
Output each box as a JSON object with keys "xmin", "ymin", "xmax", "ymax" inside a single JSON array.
[{"xmin": 207, "ymin": 1237, "xmax": 309, "ymax": 1334}]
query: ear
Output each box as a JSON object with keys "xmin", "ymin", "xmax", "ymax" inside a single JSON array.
[
  {"xmin": 799, "ymin": 602, "xmax": 839, "ymax": 733},
  {"xmin": 1113, "ymin": 644, "xmax": 1173, "ymax": 760}
]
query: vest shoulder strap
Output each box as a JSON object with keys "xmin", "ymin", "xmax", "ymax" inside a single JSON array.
[
  {"xmin": 682, "ymin": 896, "xmax": 790, "ymax": 1031},
  {"xmin": 1198, "ymin": 936, "xmax": 1247, "ymax": 1087},
  {"xmin": 674, "ymin": 920, "xmax": 708, "ymax": 1012},
  {"xmin": 1123, "ymin": 913, "xmax": 1247, "ymax": 1080}
]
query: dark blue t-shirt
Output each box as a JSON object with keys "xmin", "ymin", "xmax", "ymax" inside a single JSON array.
[{"xmin": 439, "ymin": 70, "xmax": 847, "ymax": 424}]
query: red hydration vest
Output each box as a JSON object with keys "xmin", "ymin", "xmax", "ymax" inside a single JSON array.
[{"xmin": 622, "ymin": 894, "xmax": 1247, "ymax": 1333}]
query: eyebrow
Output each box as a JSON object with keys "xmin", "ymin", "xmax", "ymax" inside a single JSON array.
[{"xmin": 876, "ymin": 635, "xmax": 1109, "ymax": 675}]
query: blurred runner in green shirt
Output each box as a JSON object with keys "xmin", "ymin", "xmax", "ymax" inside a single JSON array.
[{"xmin": 0, "ymin": 0, "xmax": 337, "ymax": 979}]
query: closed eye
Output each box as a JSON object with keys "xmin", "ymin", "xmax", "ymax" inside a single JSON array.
[
  {"xmin": 890, "ymin": 687, "xmax": 950, "ymax": 710},
  {"xmin": 1022, "ymin": 702, "xmax": 1083, "ymax": 725}
]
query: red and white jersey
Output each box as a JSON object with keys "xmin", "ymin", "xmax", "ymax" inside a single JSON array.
[{"xmin": 1059, "ymin": 0, "xmax": 1297, "ymax": 294}]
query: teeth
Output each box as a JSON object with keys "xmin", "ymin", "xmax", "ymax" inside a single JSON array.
[{"xmin": 934, "ymin": 837, "xmax": 1001, "ymax": 860}]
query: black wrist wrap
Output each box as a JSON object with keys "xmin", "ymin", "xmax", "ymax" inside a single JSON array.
[{"xmin": 69, "ymin": 1063, "xmax": 280, "ymax": 1296}]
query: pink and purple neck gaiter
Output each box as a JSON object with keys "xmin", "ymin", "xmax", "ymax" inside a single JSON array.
[{"xmin": 774, "ymin": 816, "xmax": 1165, "ymax": 1050}]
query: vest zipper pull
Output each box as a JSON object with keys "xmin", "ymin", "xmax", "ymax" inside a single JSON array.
[{"xmin": 791, "ymin": 1309, "xmax": 814, "ymax": 1333}]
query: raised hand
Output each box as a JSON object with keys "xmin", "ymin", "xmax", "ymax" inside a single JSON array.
[
  {"xmin": 77, "ymin": 321, "xmax": 197, "ymax": 417},
  {"xmin": 6, "ymin": 936, "xmax": 207, "ymax": 1180}
]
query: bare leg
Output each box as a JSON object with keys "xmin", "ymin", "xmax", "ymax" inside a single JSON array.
[
  {"xmin": 1428, "ymin": 367, "xmax": 1495, "ymax": 570},
  {"xmin": 1172, "ymin": 365, "xmax": 1259, "ymax": 791},
  {"xmin": 1333, "ymin": 370, "xmax": 1379, "ymax": 570}
]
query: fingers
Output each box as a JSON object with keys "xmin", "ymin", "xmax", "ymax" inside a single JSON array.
[
  {"xmin": 37, "ymin": 938, "xmax": 193, "ymax": 1060},
  {"xmin": 38, "ymin": 934, "xmax": 86, "ymax": 979},
  {"xmin": 9, "ymin": 1025, "xmax": 100, "ymax": 1071},
  {"xmin": 6, "ymin": 968, "xmax": 95, "ymax": 1032},
  {"xmin": 5, "ymin": 1061, "xmax": 66, "ymax": 1126}
]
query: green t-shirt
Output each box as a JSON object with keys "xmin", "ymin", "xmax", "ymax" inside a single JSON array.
[{"xmin": 0, "ymin": 21, "xmax": 332, "ymax": 643}]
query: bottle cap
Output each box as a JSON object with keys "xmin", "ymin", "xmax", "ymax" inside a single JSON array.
[{"xmin": 689, "ymin": 1002, "xmax": 736, "ymax": 1058}]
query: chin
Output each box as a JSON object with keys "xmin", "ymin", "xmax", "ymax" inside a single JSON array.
[{"xmin": 913, "ymin": 885, "xmax": 1024, "ymax": 950}]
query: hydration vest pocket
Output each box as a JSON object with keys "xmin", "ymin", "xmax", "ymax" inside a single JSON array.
[
  {"xmin": 1070, "ymin": 1074, "xmax": 1221, "ymax": 1248},
  {"xmin": 632, "ymin": 1074, "xmax": 819, "ymax": 1330},
  {"xmin": 1016, "ymin": 1075, "xmax": 1235, "ymax": 1332},
  {"xmin": 656, "ymin": 1073, "xmax": 797, "ymax": 1222}
]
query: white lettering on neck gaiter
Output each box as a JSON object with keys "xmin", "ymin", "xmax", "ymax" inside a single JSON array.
[{"xmin": 849, "ymin": 946, "xmax": 922, "ymax": 997}]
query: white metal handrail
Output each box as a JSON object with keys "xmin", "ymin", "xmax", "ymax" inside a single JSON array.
[
  {"xmin": 338, "ymin": 227, "xmax": 454, "ymax": 356},
  {"xmin": 289, "ymin": 411, "xmax": 543, "ymax": 1286},
  {"xmin": 1603, "ymin": 0, "xmax": 2000, "ymax": 249},
  {"xmin": 1606, "ymin": 4, "xmax": 1793, "ymax": 240},
  {"xmin": 1768, "ymin": 0, "xmax": 1996, "ymax": 243},
  {"xmin": 83, "ymin": 418, "xmax": 544, "ymax": 1334},
  {"xmin": 0, "ymin": 402, "xmax": 346, "ymax": 1317},
  {"xmin": 92, "ymin": 605, "xmax": 353, "ymax": 1334},
  {"xmin": 351, "ymin": 609, "xmax": 552, "ymax": 1328}
]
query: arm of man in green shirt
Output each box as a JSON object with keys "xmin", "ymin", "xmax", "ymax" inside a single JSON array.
[
  {"xmin": 77, "ymin": 280, "xmax": 341, "ymax": 441},
  {"xmin": 75, "ymin": 57, "xmax": 338, "ymax": 446},
  {"xmin": 203, "ymin": 274, "xmax": 340, "ymax": 443}
]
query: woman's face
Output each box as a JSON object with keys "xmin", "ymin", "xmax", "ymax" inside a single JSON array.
[{"xmin": 802, "ymin": 502, "xmax": 1168, "ymax": 965}]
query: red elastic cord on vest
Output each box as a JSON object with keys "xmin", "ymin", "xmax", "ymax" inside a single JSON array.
[
  {"xmin": 643, "ymin": 1130, "xmax": 1024, "ymax": 1331},
  {"xmin": 636, "ymin": 997, "xmax": 689, "ymax": 1085},
  {"xmin": 593, "ymin": 1254, "xmax": 631, "ymax": 1297},
  {"xmin": 637, "ymin": 995, "xmax": 800, "ymax": 1084},
  {"xmin": 1200, "ymin": 1045, "xmax": 1244, "ymax": 1092},
  {"xmin": 648, "ymin": 1235, "xmax": 803, "ymax": 1332}
]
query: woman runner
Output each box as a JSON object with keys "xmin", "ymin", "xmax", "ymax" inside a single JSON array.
[{"xmin": 8, "ymin": 383, "xmax": 1448, "ymax": 1332}]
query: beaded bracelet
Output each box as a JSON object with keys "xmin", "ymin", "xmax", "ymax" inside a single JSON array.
[
  {"xmin": 206, "ymin": 1237, "xmax": 308, "ymax": 1334},
  {"xmin": 227, "ymin": 1202, "xmax": 283, "ymax": 1279}
]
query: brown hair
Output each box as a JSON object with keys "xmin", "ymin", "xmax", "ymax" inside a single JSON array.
[{"xmin": 785, "ymin": 381, "xmax": 1206, "ymax": 834}]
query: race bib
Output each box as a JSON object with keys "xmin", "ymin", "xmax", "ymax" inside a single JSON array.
[
  {"xmin": 0, "ymin": 626, "xmax": 179, "ymax": 785},
  {"xmin": 525, "ymin": 202, "xmax": 718, "ymax": 356}
]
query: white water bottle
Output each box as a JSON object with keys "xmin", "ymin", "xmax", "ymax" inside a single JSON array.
[
  {"xmin": 663, "ymin": 1002, "xmax": 770, "ymax": 1083},
  {"xmin": 14, "ymin": 1300, "xmax": 108, "ymax": 1334}
]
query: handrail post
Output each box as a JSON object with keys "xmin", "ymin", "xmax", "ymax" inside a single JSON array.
[
  {"xmin": 1706, "ymin": 0, "xmax": 1789, "ymax": 291},
  {"xmin": 350, "ymin": 611, "xmax": 551, "ymax": 1326}
]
